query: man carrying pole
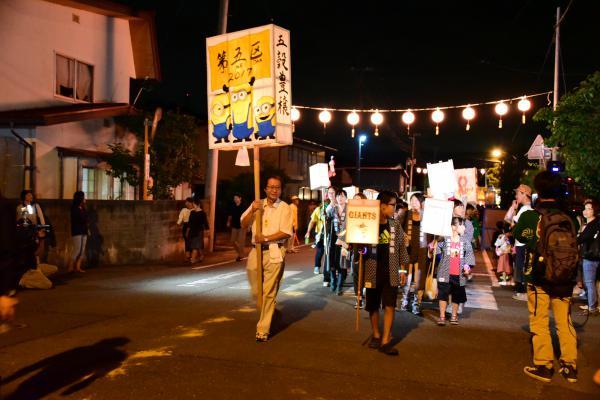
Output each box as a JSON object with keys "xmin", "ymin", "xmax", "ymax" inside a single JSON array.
[{"xmin": 241, "ymin": 175, "xmax": 292, "ymax": 342}]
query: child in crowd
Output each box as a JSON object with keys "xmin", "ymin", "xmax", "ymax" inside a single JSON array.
[
  {"xmin": 494, "ymin": 223, "xmax": 513, "ymax": 286},
  {"xmin": 435, "ymin": 217, "xmax": 475, "ymax": 326}
]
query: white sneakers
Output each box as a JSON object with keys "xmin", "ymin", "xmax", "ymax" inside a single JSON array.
[{"xmin": 512, "ymin": 292, "xmax": 528, "ymax": 301}]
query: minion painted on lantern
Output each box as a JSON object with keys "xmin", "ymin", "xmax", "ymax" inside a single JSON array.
[
  {"xmin": 209, "ymin": 93, "xmax": 231, "ymax": 144},
  {"xmin": 254, "ymin": 96, "xmax": 276, "ymax": 139},
  {"xmin": 228, "ymin": 77, "xmax": 255, "ymax": 142}
]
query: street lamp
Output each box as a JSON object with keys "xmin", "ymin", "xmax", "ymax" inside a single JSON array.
[
  {"xmin": 357, "ymin": 134, "xmax": 367, "ymax": 187},
  {"xmin": 491, "ymin": 148, "xmax": 503, "ymax": 159}
]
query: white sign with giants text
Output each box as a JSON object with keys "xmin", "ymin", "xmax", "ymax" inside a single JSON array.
[{"xmin": 346, "ymin": 199, "xmax": 380, "ymax": 245}]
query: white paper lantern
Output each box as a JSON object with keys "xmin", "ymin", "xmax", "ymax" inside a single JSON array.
[
  {"xmin": 431, "ymin": 108, "xmax": 444, "ymax": 135},
  {"xmin": 462, "ymin": 106, "xmax": 475, "ymax": 131},
  {"xmin": 401, "ymin": 110, "xmax": 415, "ymax": 134},
  {"xmin": 517, "ymin": 97, "xmax": 531, "ymax": 124},
  {"xmin": 347, "ymin": 111, "xmax": 360, "ymax": 138},
  {"xmin": 371, "ymin": 110, "xmax": 383, "ymax": 136},
  {"xmin": 495, "ymin": 102, "xmax": 508, "ymax": 128},
  {"xmin": 402, "ymin": 111, "xmax": 415, "ymax": 125},
  {"xmin": 318, "ymin": 110, "xmax": 332, "ymax": 131},
  {"xmin": 291, "ymin": 107, "xmax": 300, "ymax": 122}
]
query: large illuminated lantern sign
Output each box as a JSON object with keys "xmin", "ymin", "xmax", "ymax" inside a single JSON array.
[{"xmin": 206, "ymin": 24, "xmax": 292, "ymax": 150}]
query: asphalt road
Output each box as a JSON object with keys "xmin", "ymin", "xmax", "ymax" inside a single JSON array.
[{"xmin": 1, "ymin": 247, "xmax": 599, "ymax": 399}]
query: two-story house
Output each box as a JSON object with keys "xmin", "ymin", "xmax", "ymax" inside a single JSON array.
[{"xmin": 0, "ymin": 0, "xmax": 160, "ymax": 200}]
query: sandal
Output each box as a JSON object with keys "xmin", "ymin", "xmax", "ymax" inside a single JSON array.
[
  {"xmin": 436, "ymin": 317, "xmax": 446, "ymax": 326},
  {"xmin": 450, "ymin": 316, "xmax": 459, "ymax": 325}
]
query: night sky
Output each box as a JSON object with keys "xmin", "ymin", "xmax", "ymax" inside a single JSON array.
[{"xmin": 119, "ymin": 0, "xmax": 599, "ymax": 169}]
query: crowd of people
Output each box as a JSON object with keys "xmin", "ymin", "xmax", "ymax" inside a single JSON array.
[
  {"xmin": 287, "ymin": 170, "xmax": 596, "ymax": 383},
  {"xmin": 2, "ymin": 168, "xmax": 599, "ymax": 386}
]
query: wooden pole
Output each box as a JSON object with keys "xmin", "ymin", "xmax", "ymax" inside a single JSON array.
[
  {"xmin": 143, "ymin": 118, "xmax": 149, "ymax": 200},
  {"xmin": 355, "ymin": 250, "xmax": 364, "ymax": 331},
  {"xmin": 254, "ymin": 147, "xmax": 263, "ymax": 310},
  {"xmin": 321, "ymin": 188, "xmax": 329, "ymax": 259}
]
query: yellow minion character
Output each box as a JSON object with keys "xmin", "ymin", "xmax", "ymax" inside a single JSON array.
[
  {"xmin": 229, "ymin": 78, "xmax": 255, "ymax": 142},
  {"xmin": 210, "ymin": 93, "xmax": 231, "ymax": 143},
  {"xmin": 254, "ymin": 96, "xmax": 276, "ymax": 140}
]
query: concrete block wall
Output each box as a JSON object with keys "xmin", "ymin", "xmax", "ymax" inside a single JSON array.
[{"xmin": 38, "ymin": 200, "xmax": 187, "ymax": 267}]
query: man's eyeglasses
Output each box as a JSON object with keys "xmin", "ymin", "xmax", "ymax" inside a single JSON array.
[{"xmin": 266, "ymin": 186, "xmax": 281, "ymax": 191}]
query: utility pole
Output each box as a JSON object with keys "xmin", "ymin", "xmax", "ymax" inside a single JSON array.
[
  {"xmin": 205, "ymin": 0, "xmax": 229, "ymax": 251},
  {"xmin": 143, "ymin": 118, "xmax": 150, "ymax": 200},
  {"xmin": 551, "ymin": 6, "xmax": 560, "ymax": 163},
  {"xmin": 407, "ymin": 132, "xmax": 420, "ymax": 192}
]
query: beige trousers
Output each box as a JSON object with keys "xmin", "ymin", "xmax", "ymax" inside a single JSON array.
[
  {"xmin": 527, "ymin": 285, "xmax": 577, "ymax": 367},
  {"xmin": 246, "ymin": 247, "xmax": 286, "ymax": 335}
]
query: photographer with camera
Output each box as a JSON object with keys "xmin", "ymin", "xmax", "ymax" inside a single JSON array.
[
  {"xmin": 17, "ymin": 190, "xmax": 56, "ymax": 262},
  {"xmin": 16, "ymin": 191, "xmax": 57, "ymax": 289}
]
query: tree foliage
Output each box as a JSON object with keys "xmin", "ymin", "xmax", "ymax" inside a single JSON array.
[
  {"xmin": 112, "ymin": 112, "xmax": 203, "ymax": 199},
  {"xmin": 486, "ymin": 163, "xmax": 501, "ymax": 188},
  {"xmin": 534, "ymin": 72, "xmax": 600, "ymax": 198},
  {"xmin": 105, "ymin": 142, "xmax": 140, "ymax": 188}
]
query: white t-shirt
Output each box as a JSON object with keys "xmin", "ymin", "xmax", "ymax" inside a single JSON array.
[
  {"xmin": 513, "ymin": 204, "xmax": 533, "ymax": 247},
  {"xmin": 241, "ymin": 198, "xmax": 293, "ymax": 244}
]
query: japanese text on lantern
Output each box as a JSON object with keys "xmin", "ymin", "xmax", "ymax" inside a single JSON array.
[
  {"xmin": 274, "ymin": 29, "xmax": 291, "ymax": 120},
  {"xmin": 208, "ymin": 29, "xmax": 272, "ymax": 92}
]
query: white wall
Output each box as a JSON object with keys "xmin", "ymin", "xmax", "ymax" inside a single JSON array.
[
  {"xmin": 34, "ymin": 120, "xmax": 117, "ymax": 198},
  {"xmin": 0, "ymin": 0, "xmax": 136, "ymax": 110}
]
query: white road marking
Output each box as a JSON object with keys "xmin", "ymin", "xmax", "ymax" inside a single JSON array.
[
  {"xmin": 177, "ymin": 271, "xmax": 246, "ymax": 287},
  {"xmin": 191, "ymin": 259, "xmax": 242, "ymax": 270},
  {"xmin": 481, "ymin": 250, "xmax": 500, "ymax": 287},
  {"xmin": 465, "ymin": 284, "xmax": 498, "ymax": 310},
  {"xmin": 228, "ymin": 270, "xmax": 303, "ymax": 290},
  {"xmin": 189, "ymin": 245, "xmax": 310, "ymax": 271},
  {"xmin": 283, "ymin": 274, "xmax": 324, "ymax": 293}
]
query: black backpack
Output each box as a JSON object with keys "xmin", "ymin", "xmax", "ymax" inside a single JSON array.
[{"xmin": 534, "ymin": 208, "xmax": 579, "ymax": 285}]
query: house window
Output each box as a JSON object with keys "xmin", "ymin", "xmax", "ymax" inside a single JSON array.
[
  {"xmin": 80, "ymin": 166, "xmax": 134, "ymax": 200},
  {"xmin": 81, "ymin": 167, "xmax": 97, "ymax": 200},
  {"xmin": 55, "ymin": 54, "xmax": 94, "ymax": 102}
]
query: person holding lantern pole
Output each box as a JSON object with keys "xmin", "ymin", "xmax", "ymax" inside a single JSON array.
[
  {"xmin": 400, "ymin": 192, "xmax": 430, "ymax": 315},
  {"xmin": 323, "ymin": 186, "xmax": 338, "ymax": 288},
  {"xmin": 363, "ymin": 191, "xmax": 409, "ymax": 356},
  {"xmin": 241, "ymin": 176, "xmax": 292, "ymax": 342}
]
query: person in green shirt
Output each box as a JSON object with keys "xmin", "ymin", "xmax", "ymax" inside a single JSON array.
[{"xmin": 512, "ymin": 171, "xmax": 578, "ymax": 384}]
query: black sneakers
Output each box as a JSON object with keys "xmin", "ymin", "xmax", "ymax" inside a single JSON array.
[
  {"xmin": 559, "ymin": 362, "xmax": 578, "ymax": 383},
  {"xmin": 523, "ymin": 365, "xmax": 554, "ymax": 383},
  {"xmin": 367, "ymin": 336, "xmax": 381, "ymax": 349},
  {"xmin": 378, "ymin": 342, "xmax": 399, "ymax": 356}
]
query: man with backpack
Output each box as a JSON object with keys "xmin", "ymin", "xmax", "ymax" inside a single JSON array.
[{"xmin": 513, "ymin": 171, "xmax": 579, "ymax": 383}]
